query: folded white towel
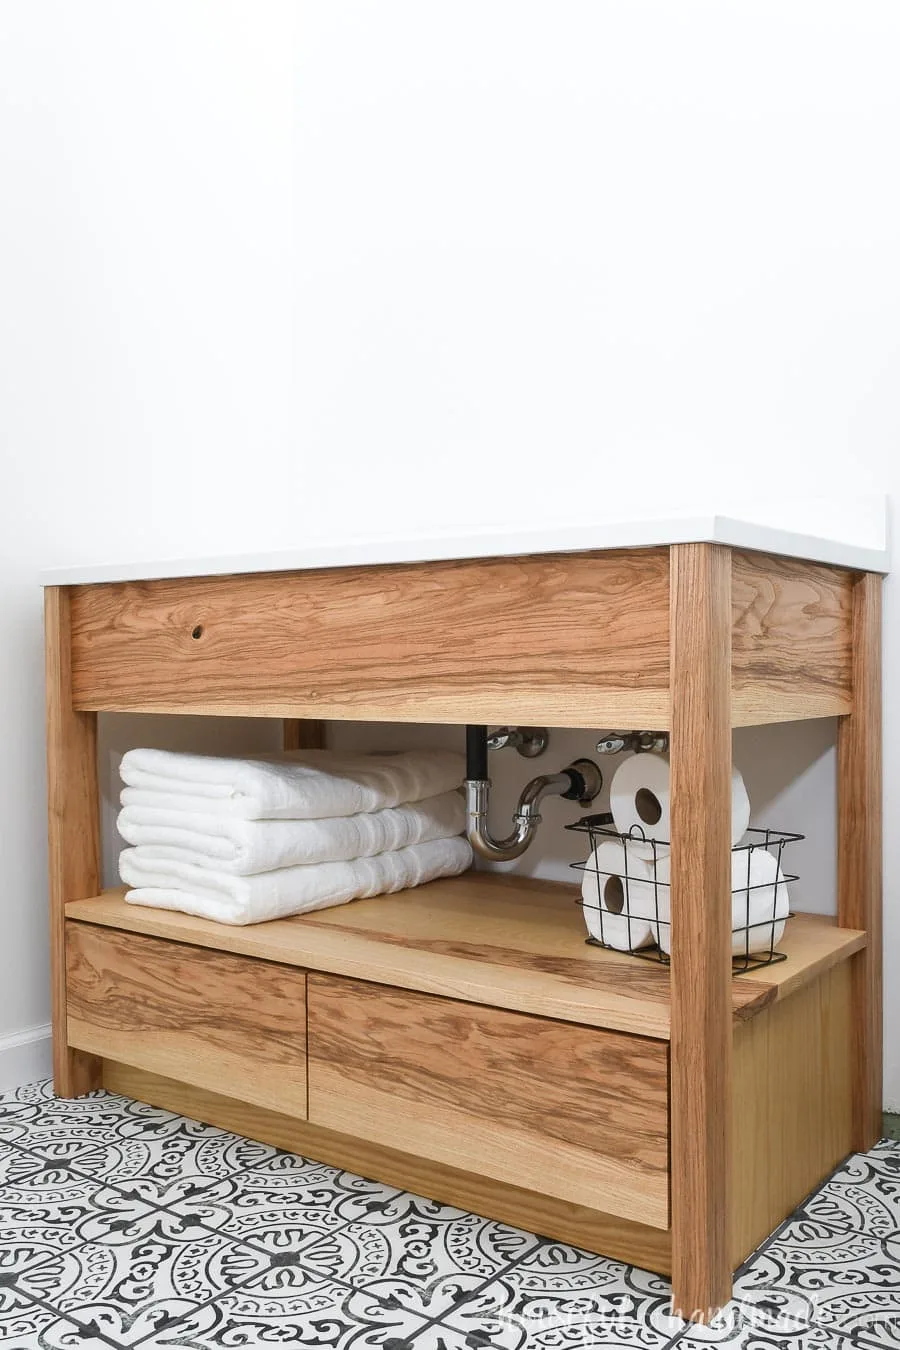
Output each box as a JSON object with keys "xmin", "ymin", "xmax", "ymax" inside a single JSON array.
[
  {"xmin": 116, "ymin": 791, "xmax": 465, "ymax": 875},
  {"xmin": 119, "ymin": 748, "xmax": 465, "ymax": 821},
  {"xmin": 120, "ymin": 835, "xmax": 474, "ymax": 925}
]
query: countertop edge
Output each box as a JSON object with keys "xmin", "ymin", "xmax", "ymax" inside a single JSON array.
[{"xmin": 39, "ymin": 505, "xmax": 891, "ymax": 586}]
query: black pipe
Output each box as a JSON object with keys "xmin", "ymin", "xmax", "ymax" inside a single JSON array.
[{"xmin": 466, "ymin": 724, "xmax": 488, "ymax": 780}]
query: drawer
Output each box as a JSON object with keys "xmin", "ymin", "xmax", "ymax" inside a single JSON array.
[
  {"xmin": 307, "ymin": 974, "xmax": 670, "ymax": 1229},
  {"xmin": 66, "ymin": 922, "xmax": 308, "ymax": 1117}
]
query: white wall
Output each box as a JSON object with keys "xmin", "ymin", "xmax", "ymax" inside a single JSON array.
[{"xmin": 1, "ymin": 2, "xmax": 899, "ymax": 1100}]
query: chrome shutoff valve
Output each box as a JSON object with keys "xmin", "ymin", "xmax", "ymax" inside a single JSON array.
[{"xmin": 596, "ymin": 730, "xmax": 669, "ymax": 755}]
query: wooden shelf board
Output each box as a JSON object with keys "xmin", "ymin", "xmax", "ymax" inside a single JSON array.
[{"xmin": 65, "ymin": 875, "xmax": 865, "ymax": 1042}]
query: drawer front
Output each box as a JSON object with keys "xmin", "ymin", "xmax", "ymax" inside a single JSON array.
[
  {"xmin": 66, "ymin": 550, "xmax": 671, "ymax": 726},
  {"xmin": 66, "ymin": 923, "xmax": 308, "ymax": 1117},
  {"xmin": 307, "ymin": 974, "xmax": 670, "ymax": 1228}
]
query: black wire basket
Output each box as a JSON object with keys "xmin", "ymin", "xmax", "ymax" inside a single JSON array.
[{"xmin": 566, "ymin": 813, "xmax": 803, "ymax": 974}]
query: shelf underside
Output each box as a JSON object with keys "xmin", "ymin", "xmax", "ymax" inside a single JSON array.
[{"xmin": 65, "ymin": 874, "xmax": 865, "ymax": 1041}]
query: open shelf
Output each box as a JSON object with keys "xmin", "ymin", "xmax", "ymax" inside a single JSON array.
[{"xmin": 65, "ymin": 873, "xmax": 865, "ymax": 1041}]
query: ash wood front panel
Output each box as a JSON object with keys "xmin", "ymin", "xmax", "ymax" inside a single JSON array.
[
  {"xmin": 66, "ymin": 923, "xmax": 308, "ymax": 1117},
  {"xmin": 731, "ymin": 551, "xmax": 853, "ymax": 724},
  {"xmin": 67, "ymin": 550, "xmax": 671, "ymax": 725},
  {"xmin": 731, "ymin": 961, "xmax": 854, "ymax": 1266},
  {"xmin": 306, "ymin": 973, "xmax": 670, "ymax": 1229}
]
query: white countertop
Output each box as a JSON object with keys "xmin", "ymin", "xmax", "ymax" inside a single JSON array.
[{"xmin": 40, "ymin": 496, "xmax": 890, "ymax": 585}]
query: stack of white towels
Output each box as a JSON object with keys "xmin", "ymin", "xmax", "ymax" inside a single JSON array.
[
  {"xmin": 581, "ymin": 751, "xmax": 790, "ymax": 956},
  {"xmin": 117, "ymin": 747, "xmax": 473, "ymax": 925}
]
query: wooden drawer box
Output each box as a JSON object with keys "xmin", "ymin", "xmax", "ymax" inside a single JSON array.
[
  {"xmin": 66, "ymin": 923, "xmax": 308, "ymax": 1117},
  {"xmin": 306, "ymin": 973, "xmax": 670, "ymax": 1229}
]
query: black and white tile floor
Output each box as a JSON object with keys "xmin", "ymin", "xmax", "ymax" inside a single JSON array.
[{"xmin": 0, "ymin": 1080, "xmax": 898, "ymax": 1349}]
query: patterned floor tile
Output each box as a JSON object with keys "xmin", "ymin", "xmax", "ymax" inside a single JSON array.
[
  {"xmin": 139, "ymin": 1269, "xmax": 432, "ymax": 1348},
  {"xmin": 298, "ymin": 1203, "xmax": 538, "ymax": 1319},
  {"xmin": 23, "ymin": 1105, "xmax": 278, "ymax": 1207},
  {"xmin": 0, "ymin": 1286, "xmax": 110, "ymax": 1349},
  {"xmin": 655, "ymin": 1298, "xmax": 811, "ymax": 1345},
  {"xmin": 801, "ymin": 1151, "xmax": 900, "ymax": 1239},
  {"xmin": 168, "ymin": 1155, "xmax": 395, "ymax": 1253},
  {"xmin": 674, "ymin": 1319, "xmax": 860, "ymax": 1348},
  {"xmin": 733, "ymin": 1217, "xmax": 900, "ymax": 1345},
  {"xmin": 441, "ymin": 1239, "xmax": 677, "ymax": 1348},
  {"xmin": 0, "ymin": 1157, "xmax": 156, "ymax": 1279},
  {"xmin": 0, "ymin": 1141, "xmax": 47, "ymax": 1185},
  {"xmin": 0, "ymin": 1080, "xmax": 58, "ymax": 1144},
  {"xmin": 16, "ymin": 1216, "xmax": 271, "ymax": 1346},
  {"xmin": 3, "ymin": 1081, "xmax": 900, "ymax": 1350}
]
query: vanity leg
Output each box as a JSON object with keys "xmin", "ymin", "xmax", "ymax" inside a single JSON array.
[
  {"xmin": 45, "ymin": 587, "xmax": 102, "ymax": 1097},
  {"xmin": 837, "ymin": 571, "xmax": 882, "ymax": 1150},
  {"xmin": 669, "ymin": 543, "xmax": 733, "ymax": 1321}
]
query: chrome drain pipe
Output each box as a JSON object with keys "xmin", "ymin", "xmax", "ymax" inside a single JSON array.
[{"xmin": 465, "ymin": 726, "xmax": 602, "ymax": 863}]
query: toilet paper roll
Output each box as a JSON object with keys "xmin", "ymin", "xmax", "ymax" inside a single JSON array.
[
  {"xmin": 580, "ymin": 838, "xmax": 664, "ymax": 951},
  {"xmin": 609, "ymin": 753, "xmax": 751, "ymax": 848},
  {"xmin": 653, "ymin": 847, "xmax": 790, "ymax": 956}
]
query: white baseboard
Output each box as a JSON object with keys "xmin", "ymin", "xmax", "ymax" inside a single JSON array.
[{"xmin": 0, "ymin": 1023, "xmax": 52, "ymax": 1094}]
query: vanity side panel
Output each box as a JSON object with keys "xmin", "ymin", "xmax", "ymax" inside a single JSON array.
[
  {"xmin": 67, "ymin": 550, "xmax": 670, "ymax": 726},
  {"xmin": 731, "ymin": 962, "xmax": 854, "ymax": 1266},
  {"xmin": 731, "ymin": 551, "xmax": 853, "ymax": 725}
]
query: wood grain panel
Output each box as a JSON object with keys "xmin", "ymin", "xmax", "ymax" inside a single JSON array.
[
  {"xmin": 307, "ymin": 973, "xmax": 670, "ymax": 1228},
  {"xmin": 669, "ymin": 543, "xmax": 733, "ymax": 1319},
  {"xmin": 66, "ymin": 923, "xmax": 308, "ymax": 1116},
  {"xmin": 65, "ymin": 884, "xmax": 862, "ymax": 1038},
  {"xmin": 731, "ymin": 551, "xmax": 853, "ymax": 725},
  {"xmin": 103, "ymin": 1061, "xmax": 674, "ymax": 1274},
  {"xmin": 64, "ymin": 876, "xmax": 811, "ymax": 1037},
  {"xmin": 731, "ymin": 962, "xmax": 854, "ymax": 1266},
  {"xmin": 749, "ymin": 912, "xmax": 865, "ymax": 1003},
  {"xmin": 283, "ymin": 719, "xmax": 326, "ymax": 752},
  {"xmin": 45, "ymin": 587, "xmax": 102, "ymax": 1097},
  {"xmin": 837, "ymin": 571, "xmax": 883, "ymax": 1149},
  {"xmin": 68, "ymin": 550, "xmax": 671, "ymax": 725}
]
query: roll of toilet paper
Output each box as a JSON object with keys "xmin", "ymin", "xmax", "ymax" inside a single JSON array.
[
  {"xmin": 609, "ymin": 753, "xmax": 751, "ymax": 848},
  {"xmin": 580, "ymin": 838, "xmax": 664, "ymax": 951},
  {"xmin": 653, "ymin": 847, "xmax": 790, "ymax": 956},
  {"xmin": 728, "ymin": 846, "xmax": 790, "ymax": 958}
]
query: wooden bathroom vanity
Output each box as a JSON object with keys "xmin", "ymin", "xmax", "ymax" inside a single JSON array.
[{"xmin": 44, "ymin": 511, "xmax": 886, "ymax": 1320}]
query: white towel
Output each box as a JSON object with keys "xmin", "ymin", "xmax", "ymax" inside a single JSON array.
[
  {"xmin": 116, "ymin": 791, "xmax": 465, "ymax": 875},
  {"xmin": 119, "ymin": 748, "xmax": 466, "ymax": 821},
  {"xmin": 120, "ymin": 835, "xmax": 474, "ymax": 925}
]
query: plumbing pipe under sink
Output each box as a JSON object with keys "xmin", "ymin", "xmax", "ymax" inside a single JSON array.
[{"xmin": 464, "ymin": 724, "xmax": 603, "ymax": 862}]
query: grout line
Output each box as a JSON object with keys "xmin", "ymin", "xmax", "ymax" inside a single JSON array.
[
  {"xmin": 1, "ymin": 1111, "xmax": 559, "ymax": 1347},
  {"xmin": 8, "ymin": 1282, "xmax": 132, "ymax": 1350},
  {"xmin": 1, "ymin": 1115, "xmax": 548, "ymax": 1347},
  {"xmin": 7, "ymin": 1209, "xmax": 294, "ymax": 1350},
  {"xmin": 658, "ymin": 1331, "xmax": 689, "ymax": 1350},
  {"xmin": 399, "ymin": 1239, "xmax": 547, "ymax": 1342},
  {"xmin": 7, "ymin": 1087, "xmax": 900, "ymax": 1350},
  {"xmin": 118, "ymin": 1210, "xmax": 544, "ymax": 1348},
  {"xmin": 1, "ymin": 1125, "xmax": 689, "ymax": 1349}
]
